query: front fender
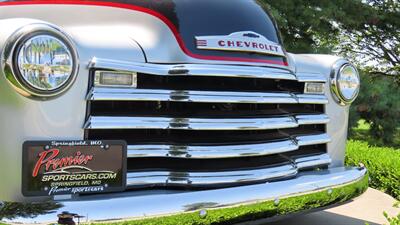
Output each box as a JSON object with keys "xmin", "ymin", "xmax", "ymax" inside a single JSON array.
[
  {"xmin": 289, "ymin": 53, "xmax": 351, "ymax": 167},
  {"xmin": 0, "ymin": 18, "xmax": 145, "ymax": 202}
]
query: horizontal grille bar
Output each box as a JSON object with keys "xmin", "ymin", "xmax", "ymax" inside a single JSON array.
[
  {"xmin": 296, "ymin": 72, "xmax": 327, "ymax": 82},
  {"xmin": 87, "ymin": 126, "xmax": 326, "ymax": 145},
  {"xmin": 295, "ymin": 154, "xmax": 332, "ymax": 169},
  {"xmin": 90, "ymin": 58, "xmax": 327, "ymax": 82},
  {"xmin": 126, "ymin": 153, "xmax": 330, "ymax": 188},
  {"xmin": 84, "ymin": 115, "xmax": 329, "ymax": 131},
  {"xmin": 88, "ymin": 87, "xmax": 329, "ymax": 105},
  {"xmin": 127, "ymin": 164, "xmax": 297, "ymax": 188},
  {"xmin": 296, "ymin": 114, "xmax": 330, "ymax": 125},
  {"xmin": 89, "ymin": 101, "xmax": 324, "ymax": 118},
  {"xmin": 90, "ymin": 58, "xmax": 297, "ymax": 80},
  {"xmin": 126, "ymin": 134, "xmax": 330, "ymax": 159},
  {"xmin": 297, "ymin": 133, "xmax": 331, "ymax": 146}
]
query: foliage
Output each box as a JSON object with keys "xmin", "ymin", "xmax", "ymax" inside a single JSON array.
[
  {"xmin": 349, "ymin": 75, "xmax": 400, "ymax": 145},
  {"xmin": 263, "ymin": 0, "xmax": 400, "ymax": 143},
  {"xmin": 384, "ymin": 212, "xmax": 400, "ymax": 225},
  {"xmin": 346, "ymin": 140, "xmax": 400, "ymax": 200},
  {"xmin": 264, "ymin": 0, "xmax": 399, "ymax": 82},
  {"xmin": 347, "ymin": 140, "xmax": 400, "ymax": 225},
  {"xmin": 264, "ymin": 0, "xmax": 345, "ymax": 53},
  {"xmin": 338, "ymin": 0, "xmax": 400, "ymax": 82}
]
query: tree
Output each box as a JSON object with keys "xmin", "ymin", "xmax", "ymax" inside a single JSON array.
[
  {"xmin": 263, "ymin": 0, "xmax": 400, "ymax": 144},
  {"xmin": 265, "ymin": 0, "xmax": 399, "ymax": 81},
  {"xmin": 338, "ymin": 0, "xmax": 400, "ymax": 82}
]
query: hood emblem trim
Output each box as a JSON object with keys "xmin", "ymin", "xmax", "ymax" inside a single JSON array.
[{"xmin": 195, "ymin": 31, "xmax": 285, "ymax": 57}]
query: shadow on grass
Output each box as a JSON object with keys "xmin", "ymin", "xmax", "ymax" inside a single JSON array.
[{"xmin": 350, "ymin": 120, "xmax": 400, "ymax": 149}]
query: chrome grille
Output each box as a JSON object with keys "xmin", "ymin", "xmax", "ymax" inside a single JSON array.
[{"xmin": 85, "ymin": 58, "xmax": 331, "ymax": 189}]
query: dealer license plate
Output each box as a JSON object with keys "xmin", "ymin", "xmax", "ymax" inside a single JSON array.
[{"xmin": 22, "ymin": 140, "xmax": 126, "ymax": 197}]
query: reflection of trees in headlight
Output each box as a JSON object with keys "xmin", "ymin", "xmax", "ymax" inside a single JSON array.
[{"xmin": 17, "ymin": 35, "xmax": 73, "ymax": 90}]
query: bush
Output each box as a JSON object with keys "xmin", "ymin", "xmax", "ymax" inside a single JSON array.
[
  {"xmin": 346, "ymin": 140, "xmax": 400, "ymax": 200},
  {"xmin": 349, "ymin": 74, "xmax": 400, "ymax": 145}
]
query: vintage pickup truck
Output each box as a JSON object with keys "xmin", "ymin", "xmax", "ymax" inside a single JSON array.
[{"xmin": 0, "ymin": 0, "xmax": 367, "ymax": 224}]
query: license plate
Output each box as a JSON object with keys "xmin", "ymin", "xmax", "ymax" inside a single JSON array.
[{"xmin": 22, "ymin": 140, "xmax": 126, "ymax": 197}]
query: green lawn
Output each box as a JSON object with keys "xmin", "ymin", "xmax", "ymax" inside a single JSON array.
[{"xmin": 350, "ymin": 120, "xmax": 400, "ymax": 148}]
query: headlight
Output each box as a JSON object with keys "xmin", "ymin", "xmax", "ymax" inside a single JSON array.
[
  {"xmin": 331, "ymin": 61, "xmax": 360, "ymax": 105},
  {"xmin": 17, "ymin": 35, "xmax": 74, "ymax": 91},
  {"xmin": 3, "ymin": 23, "xmax": 78, "ymax": 99}
]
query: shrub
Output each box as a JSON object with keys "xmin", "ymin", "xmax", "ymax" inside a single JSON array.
[{"xmin": 346, "ymin": 140, "xmax": 400, "ymax": 200}]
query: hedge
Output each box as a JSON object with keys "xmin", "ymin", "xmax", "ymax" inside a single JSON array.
[{"xmin": 346, "ymin": 140, "xmax": 400, "ymax": 200}]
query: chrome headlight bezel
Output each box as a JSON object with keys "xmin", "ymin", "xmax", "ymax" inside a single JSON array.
[
  {"xmin": 2, "ymin": 23, "xmax": 79, "ymax": 99},
  {"xmin": 330, "ymin": 60, "xmax": 360, "ymax": 105}
]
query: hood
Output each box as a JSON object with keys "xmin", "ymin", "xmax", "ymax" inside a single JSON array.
[{"xmin": 0, "ymin": 0, "xmax": 288, "ymax": 66}]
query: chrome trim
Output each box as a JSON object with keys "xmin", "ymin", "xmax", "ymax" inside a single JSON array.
[
  {"xmin": 3, "ymin": 167, "xmax": 368, "ymax": 224},
  {"xmin": 1, "ymin": 23, "xmax": 79, "ymax": 99},
  {"xmin": 126, "ymin": 164, "xmax": 297, "ymax": 187},
  {"xmin": 296, "ymin": 72, "xmax": 327, "ymax": 83},
  {"xmin": 296, "ymin": 114, "xmax": 330, "ymax": 125},
  {"xmin": 94, "ymin": 70, "xmax": 137, "ymax": 88},
  {"xmin": 88, "ymin": 87, "xmax": 329, "ymax": 104},
  {"xmin": 89, "ymin": 57, "xmax": 297, "ymax": 80},
  {"xmin": 295, "ymin": 153, "xmax": 332, "ymax": 169},
  {"xmin": 84, "ymin": 114, "xmax": 329, "ymax": 130},
  {"xmin": 85, "ymin": 116, "xmax": 298, "ymax": 130},
  {"xmin": 296, "ymin": 133, "xmax": 331, "ymax": 146},
  {"xmin": 330, "ymin": 59, "xmax": 360, "ymax": 105},
  {"xmin": 127, "ymin": 134, "xmax": 330, "ymax": 159},
  {"xmin": 126, "ymin": 154, "xmax": 330, "ymax": 188},
  {"xmin": 297, "ymin": 94, "xmax": 329, "ymax": 104},
  {"xmin": 128, "ymin": 140, "xmax": 297, "ymax": 159}
]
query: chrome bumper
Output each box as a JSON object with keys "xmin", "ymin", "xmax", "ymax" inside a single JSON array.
[{"xmin": 2, "ymin": 166, "xmax": 368, "ymax": 225}]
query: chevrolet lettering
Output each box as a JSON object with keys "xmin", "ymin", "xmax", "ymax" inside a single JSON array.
[
  {"xmin": 195, "ymin": 31, "xmax": 286, "ymax": 56},
  {"xmin": 0, "ymin": 0, "xmax": 365, "ymax": 224}
]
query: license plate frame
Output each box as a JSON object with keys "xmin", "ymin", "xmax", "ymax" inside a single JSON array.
[{"xmin": 22, "ymin": 140, "xmax": 127, "ymax": 197}]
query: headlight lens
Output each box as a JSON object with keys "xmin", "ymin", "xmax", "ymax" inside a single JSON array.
[
  {"xmin": 17, "ymin": 35, "xmax": 74, "ymax": 91},
  {"xmin": 2, "ymin": 23, "xmax": 78, "ymax": 99},
  {"xmin": 332, "ymin": 63, "xmax": 360, "ymax": 105}
]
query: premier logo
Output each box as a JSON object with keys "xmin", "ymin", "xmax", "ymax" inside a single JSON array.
[
  {"xmin": 23, "ymin": 141, "xmax": 126, "ymax": 196},
  {"xmin": 32, "ymin": 149, "xmax": 93, "ymax": 177}
]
